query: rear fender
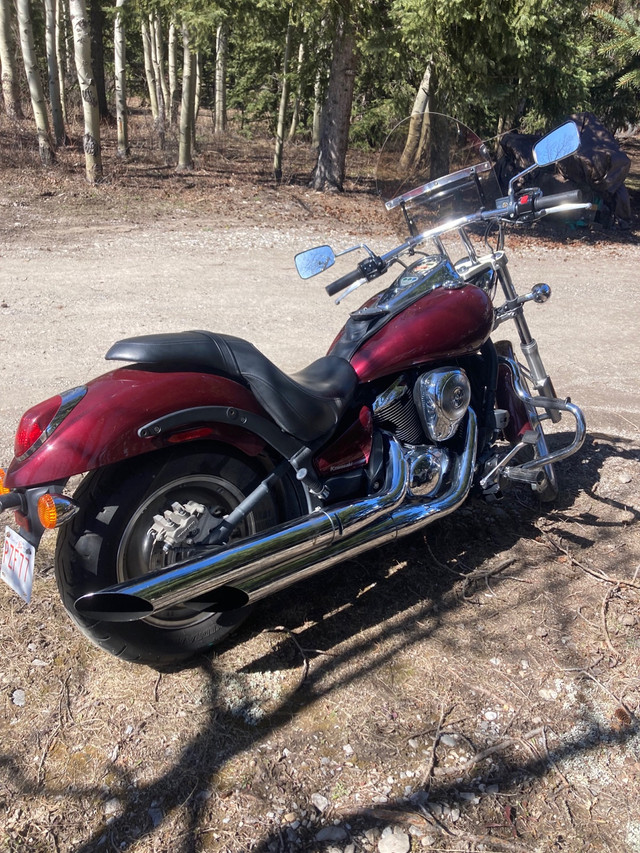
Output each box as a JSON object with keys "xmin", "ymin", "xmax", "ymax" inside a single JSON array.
[{"xmin": 5, "ymin": 367, "xmax": 269, "ymax": 489}]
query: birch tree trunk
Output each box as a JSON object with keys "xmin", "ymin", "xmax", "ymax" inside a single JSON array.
[
  {"xmin": 273, "ymin": 17, "xmax": 292, "ymax": 182},
  {"xmin": 177, "ymin": 24, "xmax": 196, "ymax": 171},
  {"xmin": 69, "ymin": 0, "xmax": 102, "ymax": 183},
  {"xmin": 88, "ymin": 0, "xmax": 109, "ymax": 119},
  {"xmin": 288, "ymin": 38, "xmax": 304, "ymax": 141},
  {"xmin": 0, "ymin": 0, "xmax": 23, "ymax": 119},
  {"xmin": 214, "ymin": 21, "xmax": 227, "ymax": 134},
  {"xmin": 114, "ymin": 0, "xmax": 128, "ymax": 157},
  {"xmin": 312, "ymin": 67, "xmax": 323, "ymax": 149},
  {"xmin": 149, "ymin": 11, "xmax": 165, "ymax": 148},
  {"xmin": 168, "ymin": 18, "xmax": 179, "ymax": 125},
  {"xmin": 311, "ymin": 16, "xmax": 328, "ymax": 149},
  {"xmin": 311, "ymin": 7, "xmax": 357, "ymax": 191},
  {"xmin": 400, "ymin": 61, "xmax": 433, "ymax": 172},
  {"xmin": 153, "ymin": 13, "xmax": 169, "ymax": 114},
  {"xmin": 191, "ymin": 49, "xmax": 201, "ymax": 150},
  {"xmin": 16, "ymin": 0, "xmax": 55, "ymax": 164},
  {"xmin": 141, "ymin": 17, "xmax": 158, "ymax": 121},
  {"xmin": 44, "ymin": 0, "xmax": 65, "ymax": 144}
]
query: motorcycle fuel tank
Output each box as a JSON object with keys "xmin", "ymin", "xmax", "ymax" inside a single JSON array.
[{"xmin": 328, "ymin": 255, "xmax": 494, "ymax": 383}]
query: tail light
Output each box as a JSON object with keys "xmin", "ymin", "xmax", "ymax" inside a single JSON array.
[{"xmin": 14, "ymin": 386, "xmax": 87, "ymax": 461}]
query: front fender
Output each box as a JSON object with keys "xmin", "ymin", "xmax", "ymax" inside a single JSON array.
[{"xmin": 6, "ymin": 367, "xmax": 266, "ymax": 488}]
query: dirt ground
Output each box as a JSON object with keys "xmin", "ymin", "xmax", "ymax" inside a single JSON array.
[{"xmin": 0, "ymin": 117, "xmax": 639, "ymax": 853}]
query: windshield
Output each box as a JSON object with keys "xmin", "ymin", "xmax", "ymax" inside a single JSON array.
[{"xmin": 376, "ymin": 113, "xmax": 503, "ymax": 238}]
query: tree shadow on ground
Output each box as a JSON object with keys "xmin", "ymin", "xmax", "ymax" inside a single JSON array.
[{"xmin": 1, "ymin": 432, "xmax": 636, "ymax": 852}]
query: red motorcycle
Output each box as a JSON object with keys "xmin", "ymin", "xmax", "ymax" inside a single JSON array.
[{"xmin": 0, "ymin": 116, "xmax": 588, "ymax": 666}]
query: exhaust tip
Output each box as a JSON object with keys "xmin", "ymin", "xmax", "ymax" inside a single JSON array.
[
  {"xmin": 75, "ymin": 586, "xmax": 251, "ymax": 622},
  {"xmin": 75, "ymin": 592, "xmax": 154, "ymax": 622}
]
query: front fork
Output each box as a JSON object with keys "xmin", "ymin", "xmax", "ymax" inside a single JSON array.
[
  {"xmin": 493, "ymin": 251, "xmax": 561, "ymax": 423},
  {"xmin": 484, "ymin": 253, "xmax": 586, "ymax": 493}
]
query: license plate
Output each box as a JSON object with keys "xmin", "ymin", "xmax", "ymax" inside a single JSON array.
[{"xmin": 1, "ymin": 527, "xmax": 35, "ymax": 603}]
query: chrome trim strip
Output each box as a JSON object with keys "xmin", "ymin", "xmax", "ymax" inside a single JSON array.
[{"xmin": 75, "ymin": 412, "xmax": 478, "ymax": 622}]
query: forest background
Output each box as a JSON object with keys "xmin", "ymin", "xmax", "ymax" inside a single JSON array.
[{"xmin": 1, "ymin": 0, "xmax": 640, "ymax": 191}]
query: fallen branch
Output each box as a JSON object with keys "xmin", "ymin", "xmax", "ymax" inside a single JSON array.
[
  {"xmin": 600, "ymin": 584, "xmax": 624, "ymax": 662},
  {"xmin": 434, "ymin": 727, "xmax": 545, "ymax": 777},
  {"xmin": 420, "ymin": 702, "xmax": 454, "ymax": 787},
  {"xmin": 462, "ymin": 557, "xmax": 517, "ymax": 599},
  {"xmin": 542, "ymin": 533, "xmax": 640, "ymax": 591},
  {"xmin": 268, "ymin": 626, "xmax": 309, "ymax": 688},
  {"xmin": 555, "ymin": 662, "xmax": 634, "ymax": 714}
]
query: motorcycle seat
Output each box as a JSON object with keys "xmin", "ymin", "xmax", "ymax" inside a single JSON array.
[{"xmin": 106, "ymin": 330, "xmax": 358, "ymax": 444}]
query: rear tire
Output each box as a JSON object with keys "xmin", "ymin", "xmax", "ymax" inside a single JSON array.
[{"xmin": 55, "ymin": 445, "xmax": 298, "ymax": 666}]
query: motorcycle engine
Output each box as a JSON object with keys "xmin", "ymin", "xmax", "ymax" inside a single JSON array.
[
  {"xmin": 372, "ymin": 377, "xmax": 423, "ymax": 444},
  {"xmin": 373, "ymin": 368, "xmax": 471, "ymax": 446},
  {"xmin": 372, "ymin": 369, "xmax": 470, "ymax": 499}
]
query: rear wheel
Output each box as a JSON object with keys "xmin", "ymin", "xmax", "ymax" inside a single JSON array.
[{"xmin": 55, "ymin": 445, "xmax": 298, "ymax": 666}]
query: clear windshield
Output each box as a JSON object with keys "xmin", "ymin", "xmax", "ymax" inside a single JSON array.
[{"xmin": 376, "ymin": 113, "xmax": 503, "ymax": 238}]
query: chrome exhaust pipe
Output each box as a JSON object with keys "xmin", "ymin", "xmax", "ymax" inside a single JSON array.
[{"xmin": 75, "ymin": 411, "xmax": 477, "ymax": 622}]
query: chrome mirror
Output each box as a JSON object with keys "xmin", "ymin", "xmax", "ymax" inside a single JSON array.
[
  {"xmin": 533, "ymin": 121, "xmax": 580, "ymax": 167},
  {"xmin": 294, "ymin": 245, "xmax": 336, "ymax": 279}
]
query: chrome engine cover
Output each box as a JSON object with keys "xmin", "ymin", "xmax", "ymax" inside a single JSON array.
[
  {"xmin": 413, "ymin": 368, "xmax": 471, "ymax": 442},
  {"xmin": 405, "ymin": 446, "xmax": 450, "ymax": 498}
]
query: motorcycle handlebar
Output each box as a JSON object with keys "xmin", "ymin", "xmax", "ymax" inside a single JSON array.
[
  {"xmin": 533, "ymin": 189, "xmax": 583, "ymax": 211},
  {"xmin": 326, "ymin": 267, "xmax": 365, "ymax": 296},
  {"xmin": 324, "ymin": 188, "xmax": 587, "ymax": 298}
]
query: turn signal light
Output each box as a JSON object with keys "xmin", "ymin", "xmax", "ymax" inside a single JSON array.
[
  {"xmin": 37, "ymin": 494, "xmax": 79, "ymax": 530},
  {"xmin": 0, "ymin": 468, "xmax": 10, "ymax": 495},
  {"xmin": 38, "ymin": 494, "xmax": 57, "ymax": 529}
]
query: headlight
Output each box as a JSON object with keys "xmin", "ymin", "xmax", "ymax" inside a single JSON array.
[{"xmin": 414, "ymin": 369, "xmax": 471, "ymax": 442}]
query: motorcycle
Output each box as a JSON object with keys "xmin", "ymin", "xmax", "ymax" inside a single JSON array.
[{"xmin": 0, "ymin": 115, "xmax": 588, "ymax": 666}]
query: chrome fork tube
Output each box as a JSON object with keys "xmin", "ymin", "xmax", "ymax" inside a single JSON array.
[{"xmin": 496, "ymin": 258, "xmax": 561, "ymax": 423}]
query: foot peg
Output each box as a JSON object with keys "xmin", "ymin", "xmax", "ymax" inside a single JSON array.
[
  {"xmin": 502, "ymin": 466, "xmax": 545, "ymax": 485},
  {"xmin": 479, "ymin": 430, "xmax": 538, "ymax": 489}
]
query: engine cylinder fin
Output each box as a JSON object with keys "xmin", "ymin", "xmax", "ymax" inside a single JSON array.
[{"xmin": 373, "ymin": 379, "xmax": 424, "ymax": 444}]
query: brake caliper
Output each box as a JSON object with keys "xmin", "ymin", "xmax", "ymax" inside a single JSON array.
[{"xmin": 149, "ymin": 501, "xmax": 220, "ymax": 551}]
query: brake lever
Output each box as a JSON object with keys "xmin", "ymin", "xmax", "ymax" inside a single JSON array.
[{"xmin": 335, "ymin": 278, "xmax": 366, "ymax": 304}]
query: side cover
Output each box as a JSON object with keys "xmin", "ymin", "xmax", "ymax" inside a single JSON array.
[{"xmin": 5, "ymin": 367, "xmax": 266, "ymax": 489}]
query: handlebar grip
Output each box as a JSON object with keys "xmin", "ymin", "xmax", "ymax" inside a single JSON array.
[
  {"xmin": 533, "ymin": 189, "xmax": 583, "ymax": 211},
  {"xmin": 326, "ymin": 267, "xmax": 365, "ymax": 296}
]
